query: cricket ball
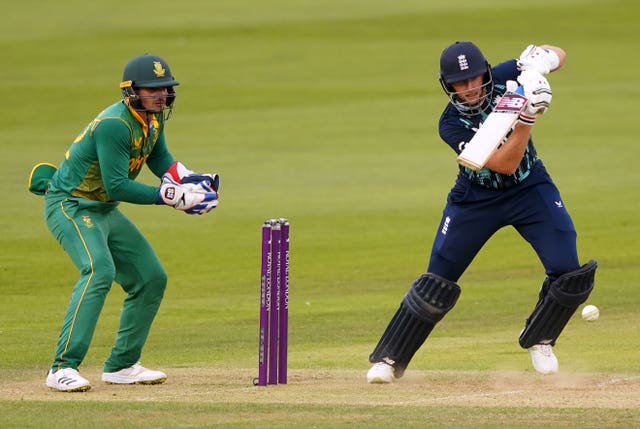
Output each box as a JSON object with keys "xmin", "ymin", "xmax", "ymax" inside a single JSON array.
[{"xmin": 581, "ymin": 304, "xmax": 599, "ymax": 321}]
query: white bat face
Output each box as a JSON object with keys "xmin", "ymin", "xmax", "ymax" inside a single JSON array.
[{"xmin": 457, "ymin": 88, "xmax": 527, "ymax": 171}]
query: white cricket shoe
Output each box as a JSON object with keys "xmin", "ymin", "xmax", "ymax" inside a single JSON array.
[
  {"xmin": 46, "ymin": 368, "xmax": 91, "ymax": 392},
  {"xmin": 367, "ymin": 362, "xmax": 396, "ymax": 384},
  {"xmin": 101, "ymin": 362, "xmax": 167, "ymax": 385},
  {"xmin": 528, "ymin": 344, "xmax": 559, "ymax": 374}
]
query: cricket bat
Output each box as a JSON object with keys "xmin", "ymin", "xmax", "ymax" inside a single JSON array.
[{"xmin": 457, "ymin": 86, "xmax": 527, "ymax": 171}]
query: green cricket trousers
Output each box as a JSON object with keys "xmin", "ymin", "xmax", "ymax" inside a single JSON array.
[{"xmin": 45, "ymin": 193, "xmax": 167, "ymax": 373}]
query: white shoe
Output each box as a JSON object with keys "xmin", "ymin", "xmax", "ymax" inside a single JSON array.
[
  {"xmin": 528, "ymin": 344, "xmax": 559, "ymax": 374},
  {"xmin": 367, "ymin": 362, "xmax": 395, "ymax": 384},
  {"xmin": 102, "ymin": 362, "xmax": 167, "ymax": 385},
  {"xmin": 46, "ymin": 368, "xmax": 91, "ymax": 392}
]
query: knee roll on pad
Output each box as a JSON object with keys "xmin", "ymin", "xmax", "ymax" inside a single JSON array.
[
  {"xmin": 519, "ymin": 260, "xmax": 597, "ymax": 348},
  {"xmin": 403, "ymin": 273, "xmax": 461, "ymax": 323},
  {"xmin": 369, "ymin": 273, "xmax": 461, "ymax": 377}
]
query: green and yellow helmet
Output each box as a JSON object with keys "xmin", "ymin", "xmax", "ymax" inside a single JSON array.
[{"xmin": 120, "ymin": 54, "xmax": 180, "ymax": 117}]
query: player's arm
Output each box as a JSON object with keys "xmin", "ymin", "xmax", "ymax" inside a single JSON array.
[
  {"xmin": 95, "ymin": 119, "xmax": 161, "ymax": 204},
  {"xmin": 485, "ymin": 72, "xmax": 553, "ymax": 174},
  {"xmin": 146, "ymin": 131, "xmax": 175, "ymax": 177},
  {"xmin": 147, "ymin": 129, "xmax": 220, "ymax": 191},
  {"xmin": 483, "ymin": 123, "xmax": 532, "ymax": 174}
]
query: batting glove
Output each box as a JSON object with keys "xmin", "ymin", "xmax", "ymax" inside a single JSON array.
[
  {"xmin": 504, "ymin": 80, "xmax": 536, "ymax": 126},
  {"xmin": 164, "ymin": 161, "xmax": 220, "ymax": 191},
  {"xmin": 517, "ymin": 69, "xmax": 552, "ymax": 117},
  {"xmin": 505, "ymin": 80, "xmax": 519, "ymax": 93},
  {"xmin": 517, "ymin": 44, "xmax": 560, "ymax": 75}
]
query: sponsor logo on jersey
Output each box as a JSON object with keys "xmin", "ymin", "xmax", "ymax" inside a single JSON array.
[{"xmin": 129, "ymin": 154, "xmax": 150, "ymax": 172}]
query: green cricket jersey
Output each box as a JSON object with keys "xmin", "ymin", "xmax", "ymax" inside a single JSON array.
[{"xmin": 48, "ymin": 100, "xmax": 174, "ymax": 204}]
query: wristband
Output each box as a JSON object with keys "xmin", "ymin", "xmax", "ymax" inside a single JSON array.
[{"xmin": 518, "ymin": 113, "xmax": 537, "ymax": 126}]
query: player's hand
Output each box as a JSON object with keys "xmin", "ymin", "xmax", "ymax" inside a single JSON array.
[
  {"xmin": 505, "ymin": 80, "xmax": 519, "ymax": 93},
  {"xmin": 178, "ymin": 182, "xmax": 218, "ymax": 214},
  {"xmin": 157, "ymin": 177, "xmax": 219, "ymax": 213},
  {"xmin": 517, "ymin": 45, "xmax": 557, "ymax": 75},
  {"xmin": 181, "ymin": 173, "xmax": 219, "ymax": 192},
  {"xmin": 164, "ymin": 161, "xmax": 220, "ymax": 191},
  {"xmin": 184, "ymin": 197, "xmax": 219, "ymax": 215},
  {"xmin": 504, "ymin": 80, "xmax": 536, "ymax": 126},
  {"xmin": 157, "ymin": 177, "xmax": 186, "ymax": 206},
  {"xmin": 517, "ymin": 70, "xmax": 552, "ymax": 116}
]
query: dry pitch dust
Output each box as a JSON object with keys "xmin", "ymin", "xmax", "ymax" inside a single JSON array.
[{"xmin": 2, "ymin": 367, "xmax": 639, "ymax": 409}]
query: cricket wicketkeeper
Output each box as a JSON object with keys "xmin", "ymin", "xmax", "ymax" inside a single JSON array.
[
  {"xmin": 367, "ymin": 41, "xmax": 597, "ymax": 383},
  {"xmin": 29, "ymin": 53, "xmax": 220, "ymax": 392}
]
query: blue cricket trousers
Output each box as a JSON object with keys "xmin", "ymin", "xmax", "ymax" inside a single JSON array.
[{"xmin": 427, "ymin": 160, "xmax": 580, "ymax": 282}]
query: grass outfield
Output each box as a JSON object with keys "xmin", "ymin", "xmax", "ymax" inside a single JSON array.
[{"xmin": 2, "ymin": 0, "xmax": 639, "ymax": 427}]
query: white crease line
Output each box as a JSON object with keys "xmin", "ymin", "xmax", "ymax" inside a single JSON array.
[
  {"xmin": 392, "ymin": 390, "xmax": 526, "ymax": 406},
  {"xmin": 596, "ymin": 376, "xmax": 640, "ymax": 387}
]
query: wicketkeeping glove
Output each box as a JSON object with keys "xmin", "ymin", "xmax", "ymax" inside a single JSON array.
[
  {"xmin": 184, "ymin": 197, "xmax": 219, "ymax": 215},
  {"xmin": 517, "ymin": 44, "xmax": 560, "ymax": 75},
  {"xmin": 157, "ymin": 176, "xmax": 219, "ymax": 214},
  {"xmin": 517, "ymin": 69, "xmax": 552, "ymax": 117},
  {"xmin": 163, "ymin": 161, "xmax": 220, "ymax": 191}
]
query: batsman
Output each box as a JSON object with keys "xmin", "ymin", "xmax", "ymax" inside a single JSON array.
[
  {"xmin": 367, "ymin": 42, "xmax": 597, "ymax": 383},
  {"xmin": 29, "ymin": 54, "xmax": 220, "ymax": 392}
]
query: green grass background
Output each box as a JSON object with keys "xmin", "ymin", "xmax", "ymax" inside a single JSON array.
[{"xmin": 1, "ymin": 0, "xmax": 639, "ymax": 427}]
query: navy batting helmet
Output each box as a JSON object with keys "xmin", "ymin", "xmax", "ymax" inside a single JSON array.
[{"xmin": 438, "ymin": 41, "xmax": 494, "ymax": 115}]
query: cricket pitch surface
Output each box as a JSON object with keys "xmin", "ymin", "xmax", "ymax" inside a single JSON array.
[{"xmin": 3, "ymin": 368, "xmax": 639, "ymax": 409}]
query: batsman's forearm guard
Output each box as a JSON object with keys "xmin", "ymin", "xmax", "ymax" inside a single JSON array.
[
  {"xmin": 519, "ymin": 259, "xmax": 597, "ymax": 348},
  {"xmin": 369, "ymin": 273, "xmax": 461, "ymax": 378}
]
